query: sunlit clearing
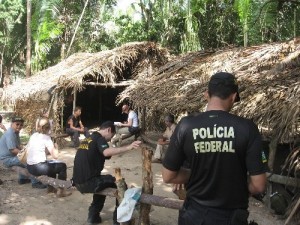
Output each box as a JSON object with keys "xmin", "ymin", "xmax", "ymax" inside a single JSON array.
[
  {"xmin": 0, "ymin": 214, "xmax": 9, "ymax": 225},
  {"xmin": 20, "ymin": 216, "xmax": 53, "ymax": 225}
]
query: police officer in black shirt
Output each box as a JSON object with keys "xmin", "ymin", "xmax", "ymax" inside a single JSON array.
[
  {"xmin": 162, "ymin": 72, "xmax": 267, "ymax": 225},
  {"xmin": 72, "ymin": 121, "xmax": 141, "ymax": 225}
]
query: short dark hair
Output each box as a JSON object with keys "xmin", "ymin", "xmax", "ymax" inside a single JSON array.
[
  {"xmin": 165, "ymin": 114, "xmax": 175, "ymax": 123},
  {"xmin": 74, "ymin": 106, "xmax": 82, "ymax": 112},
  {"xmin": 208, "ymin": 72, "xmax": 240, "ymax": 102},
  {"xmin": 100, "ymin": 121, "xmax": 116, "ymax": 133}
]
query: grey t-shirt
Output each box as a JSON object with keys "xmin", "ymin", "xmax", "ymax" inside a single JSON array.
[{"xmin": 0, "ymin": 127, "xmax": 20, "ymax": 160}]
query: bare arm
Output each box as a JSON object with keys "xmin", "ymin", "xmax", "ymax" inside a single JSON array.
[
  {"xmin": 248, "ymin": 173, "xmax": 267, "ymax": 195},
  {"xmin": 47, "ymin": 143, "xmax": 59, "ymax": 159},
  {"xmin": 103, "ymin": 141, "xmax": 141, "ymax": 157},
  {"xmin": 120, "ymin": 118, "xmax": 133, "ymax": 127},
  {"xmin": 79, "ymin": 120, "xmax": 84, "ymax": 129},
  {"xmin": 69, "ymin": 118, "xmax": 81, "ymax": 131},
  {"xmin": 162, "ymin": 167, "xmax": 191, "ymax": 184},
  {"xmin": 10, "ymin": 148, "xmax": 20, "ymax": 156}
]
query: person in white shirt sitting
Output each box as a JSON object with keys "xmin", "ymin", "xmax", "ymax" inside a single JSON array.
[
  {"xmin": 26, "ymin": 118, "xmax": 71, "ymax": 197},
  {"xmin": 111, "ymin": 103, "xmax": 140, "ymax": 147}
]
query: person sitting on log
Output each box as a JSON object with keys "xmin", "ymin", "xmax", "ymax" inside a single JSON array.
[
  {"xmin": 0, "ymin": 116, "xmax": 46, "ymax": 188},
  {"xmin": 66, "ymin": 106, "xmax": 90, "ymax": 147},
  {"xmin": 26, "ymin": 117, "xmax": 72, "ymax": 197},
  {"xmin": 72, "ymin": 121, "xmax": 141, "ymax": 225},
  {"xmin": 111, "ymin": 102, "xmax": 140, "ymax": 147},
  {"xmin": 152, "ymin": 114, "xmax": 176, "ymax": 163}
]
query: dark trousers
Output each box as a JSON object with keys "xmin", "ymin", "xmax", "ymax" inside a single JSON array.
[
  {"xmin": 178, "ymin": 198, "xmax": 248, "ymax": 225},
  {"xmin": 66, "ymin": 127, "xmax": 90, "ymax": 146},
  {"xmin": 27, "ymin": 161, "xmax": 67, "ymax": 180},
  {"xmin": 75, "ymin": 175, "xmax": 117, "ymax": 220}
]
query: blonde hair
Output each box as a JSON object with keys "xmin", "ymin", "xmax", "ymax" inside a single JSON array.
[{"xmin": 37, "ymin": 117, "xmax": 51, "ymax": 134}]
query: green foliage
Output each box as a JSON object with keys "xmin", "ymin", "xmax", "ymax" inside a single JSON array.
[
  {"xmin": 2, "ymin": 0, "xmax": 300, "ymax": 85},
  {"xmin": 31, "ymin": 0, "xmax": 65, "ymax": 71}
]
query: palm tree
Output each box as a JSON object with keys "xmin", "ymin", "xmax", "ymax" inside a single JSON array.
[{"xmin": 26, "ymin": 0, "xmax": 32, "ymax": 77}]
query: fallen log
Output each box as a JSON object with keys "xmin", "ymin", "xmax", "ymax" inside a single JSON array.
[
  {"xmin": 2, "ymin": 161, "xmax": 184, "ymax": 210},
  {"xmin": 267, "ymin": 173, "xmax": 300, "ymax": 188}
]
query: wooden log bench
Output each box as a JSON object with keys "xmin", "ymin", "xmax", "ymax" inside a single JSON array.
[{"xmin": 0, "ymin": 161, "xmax": 184, "ymax": 209}]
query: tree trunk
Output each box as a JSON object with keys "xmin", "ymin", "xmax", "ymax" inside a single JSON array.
[
  {"xmin": 26, "ymin": 0, "xmax": 32, "ymax": 78},
  {"xmin": 138, "ymin": 146, "xmax": 153, "ymax": 225},
  {"xmin": 0, "ymin": 53, "xmax": 3, "ymax": 87}
]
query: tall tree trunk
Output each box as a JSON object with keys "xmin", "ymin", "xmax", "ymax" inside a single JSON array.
[
  {"xmin": 66, "ymin": 0, "xmax": 89, "ymax": 57},
  {"xmin": 26, "ymin": 0, "xmax": 32, "ymax": 78},
  {"xmin": 0, "ymin": 53, "xmax": 3, "ymax": 87}
]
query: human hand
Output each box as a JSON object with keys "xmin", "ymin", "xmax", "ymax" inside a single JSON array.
[
  {"xmin": 127, "ymin": 140, "xmax": 142, "ymax": 150},
  {"xmin": 172, "ymin": 183, "xmax": 185, "ymax": 192},
  {"xmin": 172, "ymin": 183, "xmax": 186, "ymax": 200}
]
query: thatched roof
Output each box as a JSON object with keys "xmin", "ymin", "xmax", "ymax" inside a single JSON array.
[
  {"xmin": 119, "ymin": 38, "xmax": 300, "ymax": 143},
  {"xmin": 2, "ymin": 42, "xmax": 169, "ymax": 104},
  {"xmin": 0, "ymin": 42, "xmax": 169, "ymax": 134}
]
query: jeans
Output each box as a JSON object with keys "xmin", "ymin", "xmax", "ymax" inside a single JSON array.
[
  {"xmin": 178, "ymin": 198, "xmax": 245, "ymax": 225},
  {"xmin": 66, "ymin": 127, "xmax": 90, "ymax": 146},
  {"xmin": 1, "ymin": 156, "xmax": 38, "ymax": 184},
  {"xmin": 75, "ymin": 175, "xmax": 117, "ymax": 220},
  {"xmin": 27, "ymin": 161, "xmax": 67, "ymax": 180}
]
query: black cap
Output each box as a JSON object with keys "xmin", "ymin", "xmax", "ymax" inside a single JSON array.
[
  {"xmin": 208, "ymin": 72, "xmax": 240, "ymax": 102},
  {"xmin": 11, "ymin": 116, "xmax": 24, "ymax": 123}
]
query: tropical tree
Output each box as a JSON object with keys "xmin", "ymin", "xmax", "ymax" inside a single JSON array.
[{"xmin": 0, "ymin": 0, "xmax": 25, "ymax": 87}]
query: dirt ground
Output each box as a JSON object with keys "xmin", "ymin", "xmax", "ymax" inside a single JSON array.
[{"xmin": 0, "ymin": 135, "xmax": 285, "ymax": 225}]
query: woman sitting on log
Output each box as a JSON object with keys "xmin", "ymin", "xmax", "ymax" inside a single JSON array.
[{"xmin": 26, "ymin": 117, "xmax": 71, "ymax": 197}]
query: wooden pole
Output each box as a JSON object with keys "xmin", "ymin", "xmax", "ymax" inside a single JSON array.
[
  {"xmin": 114, "ymin": 168, "xmax": 135, "ymax": 225},
  {"xmin": 284, "ymin": 196, "xmax": 300, "ymax": 225},
  {"xmin": 73, "ymin": 88, "xmax": 77, "ymax": 112},
  {"xmin": 138, "ymin": 146, "xmax": 153, "ymax": 225}
]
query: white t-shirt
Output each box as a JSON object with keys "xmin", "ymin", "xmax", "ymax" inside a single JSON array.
[
  {"xmin": 27, "ymin": 132, "xmax": 54, "ymax": 165},
  {"xmin": 128, "ymin": 111, "xmax": 139, "ymax": 127}
]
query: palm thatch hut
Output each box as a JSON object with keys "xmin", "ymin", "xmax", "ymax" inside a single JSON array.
[
  {"xmin": 119, "ymin": 38, "xmax": 300, "ymax": 224},
  {"xmin": 1, "ymin": 42, "xmax": 169, "ymax": 133},
  {"xmin": 119, "ymin": 38, "xmax": 300, "ymax": 144}
]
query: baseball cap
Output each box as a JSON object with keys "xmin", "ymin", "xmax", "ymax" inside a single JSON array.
[
  {"xmin": 11, "ymin": 116, "xmax": 24, "ymax": 123},
  {"xmin": 208, "ymin": 72, "xmax": 240, "ymax": 102}
]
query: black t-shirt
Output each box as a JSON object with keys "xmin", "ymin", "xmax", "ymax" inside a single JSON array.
[
  {"xmin": 163, "ymin": 110, "xmax": 268, "ymax": 209},
  {"xmin": 66, "ymin": 115, "xmax": 81, "ymax": 129},
  {"xmin": 72, "ymin": 132, "xmax": 111, "ymax": 184}
]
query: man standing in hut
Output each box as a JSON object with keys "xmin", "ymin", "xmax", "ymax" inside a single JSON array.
[
  {"xmin": 72, "ymin": 121, "xmax": 141, "ymax": 224},
  {"xmin": 66, "ymin": 106, "xmax": 90, "ymax": 147},
  {"xmin": 162, "ymin": 72, "xmax": 267, "ymax": 225}
]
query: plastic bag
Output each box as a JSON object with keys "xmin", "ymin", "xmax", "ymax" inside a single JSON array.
[{"xmin": 117, "ymin": 187, "xmax": 142, "ymax": 222}]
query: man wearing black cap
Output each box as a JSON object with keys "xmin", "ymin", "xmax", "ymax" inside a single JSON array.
[
  {"xmin": 0, "ymin": 116, "xmax": 46, "ymax": 188},
  {"xmin": 162, "ymin": 72, "xmax": 267, "ymax": 225},
  {"xmin": 72, "ymin": 121, "xmax": 141, "ymax": 225}
]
